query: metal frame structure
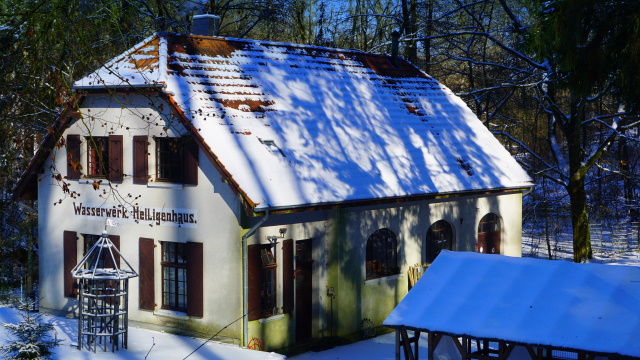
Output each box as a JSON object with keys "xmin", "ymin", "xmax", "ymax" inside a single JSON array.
[{"xmin": 71, "ymin": 229, "xmax": 137, "ymax": 352}]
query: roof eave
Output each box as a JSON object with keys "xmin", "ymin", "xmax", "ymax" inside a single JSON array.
[
  {"xmin": 12, "ymin": 95, "xmax": 86, "ymax": 201},
  {"xmin": 250, "ymin": 185, "xmax": 534, "ymax": 216}
]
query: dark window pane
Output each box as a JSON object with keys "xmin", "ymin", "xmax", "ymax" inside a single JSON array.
[
  {"xmin": 365, "ymin": 228, "xmax": 399, "ymax": 279},
  {"xmin": 161, "ymin": 241, "xmax": 188, "ymax": 312}
]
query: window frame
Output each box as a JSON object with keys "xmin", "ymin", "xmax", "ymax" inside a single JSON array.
[
  {"xmin": 426, "ymin": 220, "xmax": 454, "ymax": 263},
  {"xmin": 155, "ymin": 137, "xmax": 184, "ymax": 183},
  {"xmin": 161, "ymin": 241, "xmax": 188, "ymax": 312},
  {"xmin": 259, "ymin": 245, "xmax": 277, "ymax": 317},
  {"xmin": 365, "ymin": 228, "xmax": 399, "ymax": 280},
  {"xmin": 86, "ymin": 136, "xmax": 109, "ymax": 178}
]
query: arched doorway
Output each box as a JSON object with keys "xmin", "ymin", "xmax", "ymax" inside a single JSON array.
[
  {"xmin": 477, "ymin": 213, "xmax": 501, "ymax": 254},
  {"xmin": 426, "ymin": 220, "xmax": 454, "ymax": 263}
]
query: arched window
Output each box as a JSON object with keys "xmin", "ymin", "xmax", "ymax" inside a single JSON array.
[
  {"xmin": 365, "ymin": 228, "xmax": 399, "ymax": 279},
  {"xmin": 477, "ymin": 213, "xmax": 501, "ymax": 254},
  {"xmin": 426, "ymin": 220, "xmax": 453, "ymax": 263}
]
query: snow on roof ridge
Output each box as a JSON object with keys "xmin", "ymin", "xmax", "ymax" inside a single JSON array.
[
  {"xmin": 74, "ymin": 34, "xmax": 159, "ymax": 88},
  {"xmin": 161, "ymin": 32, "xmax": 400, "ymax": 60}
]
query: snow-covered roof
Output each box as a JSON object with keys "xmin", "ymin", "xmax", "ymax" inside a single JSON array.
[
  {"xmin": 383, "ymin": 251, "xmax": 640, "ymax": 358},
  {"xmin": 72, "ymin": 33, "xmax": 532, "ymax": 210}
]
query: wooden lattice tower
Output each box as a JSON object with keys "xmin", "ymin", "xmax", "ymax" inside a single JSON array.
[{"xmin": 71, "ymin": 230, "xmax": 137, "ymax": 352}]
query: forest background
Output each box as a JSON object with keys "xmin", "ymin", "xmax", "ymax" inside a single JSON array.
[{"xmin": 1, "ymin": 0, "xmax": 639, "ymax": 296}]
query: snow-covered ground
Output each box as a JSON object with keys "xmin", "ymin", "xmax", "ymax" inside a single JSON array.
[
  {"xmin": 0, "ymin": 303, "xmax": 415, "ymax": 360},
  {"xmin": 0, "ymin": 306, "xmax": 285, "ymax": 360}
]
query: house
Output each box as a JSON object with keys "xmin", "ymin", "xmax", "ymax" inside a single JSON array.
[
  {"xmin": 383, "ymin": 251, "xmax": 640, "ymax": 360},
  {"xmin": 12, "ymin": 25, "xmax": 533, "ymax": 351}
]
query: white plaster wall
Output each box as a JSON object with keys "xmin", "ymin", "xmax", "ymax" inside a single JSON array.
[
  {"xmin": 242, "ymin": 191, "xmax": 524, "ymax": 342},
  {"xmin": 37, "ymin": 94, "xmax": 244, "ymax": 338}
]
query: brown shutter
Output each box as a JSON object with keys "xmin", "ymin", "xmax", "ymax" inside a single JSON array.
[
  {"xmin": 139, "ymin": 237, "xmax": 155, "ymax": 310},
  {"xmin": 133, "ymin": 136, "xmax": 148, "ymax": 183},
  {"xmin": 186, "ymin": 242, "xmax": 203, "ymax": 317},
  {"xmin": 108, "ymin": 235, "xmax": 121, "ymax": 268},
  {"xmin": 67, "ymin": 135, "xmax": 81, "ymax": 180},
  {"xmin": 282, "ymin": 240, "xmax": 293, "ymax": 314},
  {"xmin": 63, "ymin": 231, "xmax": 78, "ymax": 298},
  {"xmin": 247, "ymin": 244, "xmax": 261, "ymax": 321},
  {"xmin": 108, "ymin": 135, "xmax": 123, "ymax": 182},
  {"xmin": 182, "ymin": 136, "xmax": 198, "ymax": 185}
]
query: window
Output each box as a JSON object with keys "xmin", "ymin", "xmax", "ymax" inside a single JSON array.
[
  {"xmin": 154, "ymin": 136, "xmax": 198, "ymax": 185},
  {"xmin": 85, "ymin": 135, "xmax": 123, "ymax": 181},
  {"xmin": 84, "ymin": 234, "xmax": 105, "ymax": 269},
  {"xmin": 156, "ymin": 137, "xmax": 183, "ymax": 182},
  {"xmin": 87, "ymin": 137, "xmax": 109, "ymax": 177},
  {"xmin": 259, "ymin": 245, "xmax": 277, "ymax": 317},
  {"xmin": 477, "ymin": 213, "xmax": 501, "ymax": 254},
  {"xmin": 161, "ymin": 241, "xmax": 187, "ymax": 311},
  {"xmin": 426, "ymin": 220, "xmax": 453, "ymax": 263},
  {"xmin": 142, "ymin": 240, "xmax": 202, "ymax": 316},
  {"xmin": 365, "ymin": 228, "xmax": 399, "ymax": 279}
]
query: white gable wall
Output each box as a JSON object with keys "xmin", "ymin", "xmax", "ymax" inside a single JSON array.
[{"xmin": 37, "ymin": 94, "xmax": 246, "ymax": 338}]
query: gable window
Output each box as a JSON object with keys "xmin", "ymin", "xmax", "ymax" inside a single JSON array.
[
  {"xmin": 156, "ymin": 138, "xmax": 183, "ymax": 182},
  {"xmin": 87, "ymin": 137, "xmax": 109, "ymax": 178},
  {"xmin": 155, "ymin": 136, "xmax": 198, "ymax": 185},
  {"xmin": 161, "ymin": 241, "xmax": 187, "ymax": 311},
  {"xmin": 366, "ymin": 228, "xmax": 399, "ymax": 280},
  {"xmin": 426, "ymin": 220, "xmax": 453, "ymax": 263},
  {"xmin": 85, "ymin": 135, "xmax": 123, "ymax": 181}
]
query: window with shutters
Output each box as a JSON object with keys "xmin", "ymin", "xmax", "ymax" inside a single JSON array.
[
  {"xmin": 154, "ymin": 136, "xmax": 198, "ymax": 185},
  {"xmin": 365, "ymin": 228, "xmax": 399, "ymax": 280},
  {"xmin": 87, "ymin": 137, "xmax": 109, "ymax": 178},
  {"xmin": 161, "ymin": 241, "xmax": 188, "ymax": 312}
]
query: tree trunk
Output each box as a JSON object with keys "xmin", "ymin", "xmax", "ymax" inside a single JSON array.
[
  {"xmin": 567, "ymin": 175, "xmax": 592, "ymax": 262},
  {"xmin": 566, "ymin": 100, "xmax": 593, "ymax": 263}
]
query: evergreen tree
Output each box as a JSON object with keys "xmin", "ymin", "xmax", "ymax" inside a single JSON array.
[{"xmin": 0, "ymin": 299, "xmax": 62, "ymax": 360}]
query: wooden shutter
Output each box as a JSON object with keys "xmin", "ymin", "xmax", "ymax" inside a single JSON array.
[
  {"xmin": 63, "ymin": 231, "xmax": 78, "ymax": 298},
  {"xmin": 182, "ymin": 136, "xmax": 198, "ymax": 185},
  {"xmin": 66, "ymin": 135, "xmax": 81, "ymax": 180},
  {"xmin": 282, "ymin": 240, "xmax": 293, "ymax": 314},
  {"xmin": 139, "ymin": 237, "xmax": 155, "ymax": 310},
  {"xmin": 247, "ymin": 244, "xmax": 261, "ymax": 321},
  {"xmin": 108, "ymin": 235, "xmax": 121, "ymax": 268},
  {"xmin": 186, "ymin": 242, "xmax": 203, "ymax": 317},
  {"xmin": 133, "ymin": 136, "xmax": 148, "ymax": 183},
  {"xmin": 108, "ymin": 135, "xmax": 123, "ymax": 182}
]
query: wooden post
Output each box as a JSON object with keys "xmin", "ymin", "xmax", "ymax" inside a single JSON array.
[{"xmin": 396, "ymin": 329, "xmax": 401, "ymax": 360}]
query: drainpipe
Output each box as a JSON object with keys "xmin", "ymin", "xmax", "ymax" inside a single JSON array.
[{"xmin": 242, "ymin": 210, "xmax": 269, "ymax": 347}]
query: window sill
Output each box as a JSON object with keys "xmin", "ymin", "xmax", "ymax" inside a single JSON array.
[
  {"xmin": 154, "ymin": 309, "xmax": 189, "ymax": 320},
  {"xmin": 147, "ymin": 181, "xmax": 183, "ymax": 189},
  {"xmin": 364, "ymin": 273, "xmax": 403, "ymax": 285},
  {"xmin": 258, "ymin": 314, "xmax": 285, "ymax": 324}
]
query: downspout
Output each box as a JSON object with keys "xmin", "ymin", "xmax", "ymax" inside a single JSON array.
[{"xmin": 242, "ymin": 210, "xmax": 269, "ymax": 347}]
